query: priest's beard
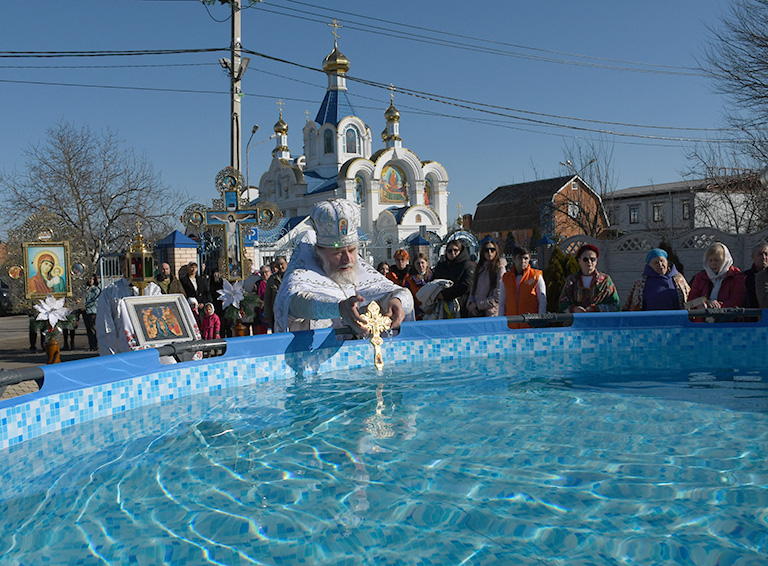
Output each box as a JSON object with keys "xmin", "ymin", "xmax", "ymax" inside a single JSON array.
[{"xmin": 316, "ymin": 251, "xmax": 361, "ymax": 286}]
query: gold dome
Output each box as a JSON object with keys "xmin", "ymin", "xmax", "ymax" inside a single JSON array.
[
  {"xmin": 385, "ymin": 101, "xmax": 400, "ymax": 122},
  {"xmin": 323, "ymin": 46, "xmax": 350, "ymax": 74},
  {"xmin": 273, "ymin": 117, "xmax": 288, "ymax": 134}
]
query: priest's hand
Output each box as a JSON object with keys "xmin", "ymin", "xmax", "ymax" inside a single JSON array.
[
  {"xmin": 385, "ymin": 298, "xmax": 405, "ymax": 329},
  {"xmin": 339, "ymin": 295, "xmax": 366, "ymax": 334}
]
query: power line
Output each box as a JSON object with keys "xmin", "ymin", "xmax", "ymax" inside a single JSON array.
[
  {"xmin": 0, "ymin": 63, "xmax": 218, "ymax": 69},
  {"xmin": 276, "ymin": 0, "xmax": 698, "ymax": 74},
  {"xmin": 0, "ymin": 48, "xmax": 225, "ymax": 58},
  {"xmin": 258, "ymin": 1, "xmax": 704, "ymax": 77},
  {"xmin": 0, "ymin": 46, "xmax": 732, "ymax": 142},
  {"xmin": 238, "ymin": 47, "xmax": 735, "ymax": 142}
]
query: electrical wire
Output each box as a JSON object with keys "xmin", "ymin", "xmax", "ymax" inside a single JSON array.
[
  {"xmin": 0, "ymin": 43, "xmax": 736, "ymax": 143},
  {"xmin": 274, "ymin": 0, "xmax": 697, "ymax": 73},
  {"xmin": 256, "ymin": 1, "xmax": 704, "ymax": 77}
]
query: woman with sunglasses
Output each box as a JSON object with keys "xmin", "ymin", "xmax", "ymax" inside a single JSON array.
[
  {"xmin": 467, "ymin": 241, "xmax": 504, "ymax": 317},
  {"xmin": 558, "ymin": 244, "xmax": 621, "ymax": 313},
  {"xmin": 432, "ymin": 240, "xmax": 474, "ymax": 318}
]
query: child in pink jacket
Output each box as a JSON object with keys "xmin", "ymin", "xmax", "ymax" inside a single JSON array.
[{"xmin": 199, "ymin": 302, "xmax": 221, "ymax": 340}]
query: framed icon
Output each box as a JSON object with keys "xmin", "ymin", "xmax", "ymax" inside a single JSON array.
[
  {"xmin": 122, "ymin": 294, "xmax": 199, "ymax": 348},
  {"xmin": 23, "ymin": 241, "xmax": 72, "ymax": 299}
]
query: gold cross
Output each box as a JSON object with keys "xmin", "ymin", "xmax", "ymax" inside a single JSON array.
[
  {"xmin": 277, "ymin": 98, "xmax": 284, "ymax": 118},
  {"xmin": 388, "ymin": 83, "xmax": 396, "ymax": 103},
  {"xmin": 305, "ymin": 109, "xmax": 310, "ymax": 121},
  {"xmin": 360, "ymin": 301, "xmax": 391, "ymax": 371},
  {"xmin": 329, "ymin": 18, "xmax": 343, "ymax": 45}
]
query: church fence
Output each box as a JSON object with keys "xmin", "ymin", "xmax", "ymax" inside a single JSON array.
[{"xmin": 553, "ymin": 227, "xmax": 768, "ymax": 305}]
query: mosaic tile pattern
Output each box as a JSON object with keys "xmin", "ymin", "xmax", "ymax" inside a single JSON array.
[{"xmin": 1, "ymin": 321, "xmax": 767, "ymax": 453}]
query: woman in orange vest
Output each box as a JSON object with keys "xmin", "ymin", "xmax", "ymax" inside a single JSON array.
[{"xmin": 499, "ymin": 246, "xmax": 547, "ymax": 328}]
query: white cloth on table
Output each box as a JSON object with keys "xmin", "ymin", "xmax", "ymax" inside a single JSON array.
[{"xmin": 96, "ymin": 278, "xmax": 139, "ymax": 355}]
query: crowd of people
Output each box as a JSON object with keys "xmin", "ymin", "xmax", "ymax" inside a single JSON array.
[
  {"xmin": 84, "ymin": 199, "xmax": 768, "ymax": 356},
  {"xmin": 380, "ymin": 239, "xmax": 768, "ymax": 324}
]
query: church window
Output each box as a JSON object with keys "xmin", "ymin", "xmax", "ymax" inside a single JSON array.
[
  {"xmin": 306, "ymin": 129, "xmax": 315, "ymax": 159},
  {"xmin": 345, "ymin": 127, "xmax": 358, "ymax": 153},
  {"xmin": 355, "ymin": 175, "xmax": 365, "ymax": 206},
  {"xmin": 380, "ymin": 165, "xmax": 408, "ymax": 204},
  {"xmin": 323, "ymin": 130, "xmax": 334, "ymax": 154},
  {"xmin": 415, "ymin": 214, "xmax": 422, "ymax": 223}
]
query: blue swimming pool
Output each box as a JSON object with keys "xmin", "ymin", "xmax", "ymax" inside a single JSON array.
[{"xmin": 0, "ymin": 313, "xmax": 766, "ymax": 565}]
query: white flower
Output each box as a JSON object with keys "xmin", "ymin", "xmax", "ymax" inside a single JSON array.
[
  {"xmin": 34, "ymin": 294, "xmax": 71, "ymax": 328},
  {"xmin": 217, "ymin": 279, "xmax": 244, "ymax": 309}
]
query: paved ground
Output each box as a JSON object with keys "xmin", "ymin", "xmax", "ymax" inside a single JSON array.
[{"xmin": 0, "ymin": 314, "xmax": 98, "ymax": 401}]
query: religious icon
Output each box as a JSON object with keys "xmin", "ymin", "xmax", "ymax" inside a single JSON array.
[
  {"xmin": 123, "ymin": 295, "xmax": 197, "ymax": 348},
  {"xmin": 23, "ymin": 241, "xmax": 72, "ymax": 299},
  {"xmin": 7, "ymin": 265, "xmax": 22, "ymax": 280},
  {"xmin": 380, "ymin": 165, "xmax": 408, "ymax": 204},
  {"xmin": 207, "ymin": 210, "xmax": 258, "ymax": 280}
]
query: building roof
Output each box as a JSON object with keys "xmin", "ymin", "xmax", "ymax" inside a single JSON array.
[
  {"xmin": 314, "ymin": 89, "xmax": 357, "ymax": 127},
  {"xmin": 472, "ymin": 175, "xmax": 574, "ymax": 233},
  {"xmin": 608, "ymin": 179, "xmax": 706, "ymax": 199},
  {"xmin": 304, "ymin": 170, "xmax": 338, "ymax": 194},
  {"xmin": 154, "ymin": 230, "xmax": 198, "ymax": 249},
  {"xmin": 387, "ymin": 206, "xmax": 409, "ymax": 224},
  {"xmin": 408, "ymin": 235, "xmax": 431, "ymax": 246}
]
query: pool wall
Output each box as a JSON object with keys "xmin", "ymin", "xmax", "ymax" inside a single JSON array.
[{"xmin": 1, "ymin": 311, "xmax": 766, "ymax": 451}]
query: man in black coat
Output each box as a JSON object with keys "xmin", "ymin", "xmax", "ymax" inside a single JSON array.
[{"xmin": 432, "ymin": 240, "xmax": 474, "ymax": 318}]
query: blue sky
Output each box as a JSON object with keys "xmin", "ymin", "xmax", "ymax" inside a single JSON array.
[{"xmin": 1, "ymin": 0, "xmax": 731, "ymax": 239}]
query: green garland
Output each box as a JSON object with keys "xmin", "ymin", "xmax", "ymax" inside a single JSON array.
[
  {"xmin": 222, "ymin": 293, "xmax": 264, "ymax": 321},
  {"xmin": 31, "ymin": 314, "xmax": 78, "ymax": 344}
]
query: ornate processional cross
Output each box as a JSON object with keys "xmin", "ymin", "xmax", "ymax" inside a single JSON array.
[{"xmin": 360, "ymin": 301, "xmax": 391, "ymax": 371}]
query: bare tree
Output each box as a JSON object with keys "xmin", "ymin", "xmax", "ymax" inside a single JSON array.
[
  {"xmin": 685, "ymin": 144, "xmax": 768, "ymax": 233},
  {"xmin": 560, "ymin": 136, "xmax": 619, "ymax": 198},
  {"xmin": 548, "ymin": 137, "xmax": 616, "ymax": 238},
  {"xmin": 701, "ymin": 0, "xmax": 768, "ymax": 162},
  {"xmin": 0, "ymin": 122, "xmax": 187, "ymax": 261}
]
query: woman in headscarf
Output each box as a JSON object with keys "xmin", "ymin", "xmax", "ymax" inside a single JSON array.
[
  {"xmin": 688, "ymin": 242, "xmax": 745, "ymax": 308},
  {"xmin": 467, "ymin": 240, "xmax": 503, "ymax": 317},
  {"xmin": 558, "ymin": 244, "xmax": 620, "ymax": 313},
  {"xmin": 625, "ymin": 248, "xmax": 690, "ymax": 311}
]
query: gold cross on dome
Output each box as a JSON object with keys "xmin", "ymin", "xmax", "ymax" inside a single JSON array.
[
  {"xmin": 388, "ymin": 83, "xmax": 396, "ymax": 103},
  {"xmin": 329, "ymin": 18, "xmax": 343, "ymax": 44},
  {"xmin": 360, "ymin": 301, "xmax": 391, "ymax": 371},
  {"xmin": 277, "ymin": 98, "xmax": 284, "ymax": 118},
  {"xmin": 305, "ymin": 109, "xmax": 310, "ymax": 121}
]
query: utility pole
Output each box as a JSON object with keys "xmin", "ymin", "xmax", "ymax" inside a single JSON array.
[
  {"xmin": 230, "ymin": 0, "xmax": 243, "ymax": 172},
  {"xmin": 218, "ymin": 0, "xmax": 249, "ymax": 173}
]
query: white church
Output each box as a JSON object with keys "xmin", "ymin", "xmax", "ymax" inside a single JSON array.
[{"xmin": 256, "ymin": 37, "xmax": 451, "ymax": 262}]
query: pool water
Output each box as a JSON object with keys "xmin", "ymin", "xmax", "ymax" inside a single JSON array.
[{"xmin": 0, "ymin": 349, "xmax": 766, "ymax": 565}]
